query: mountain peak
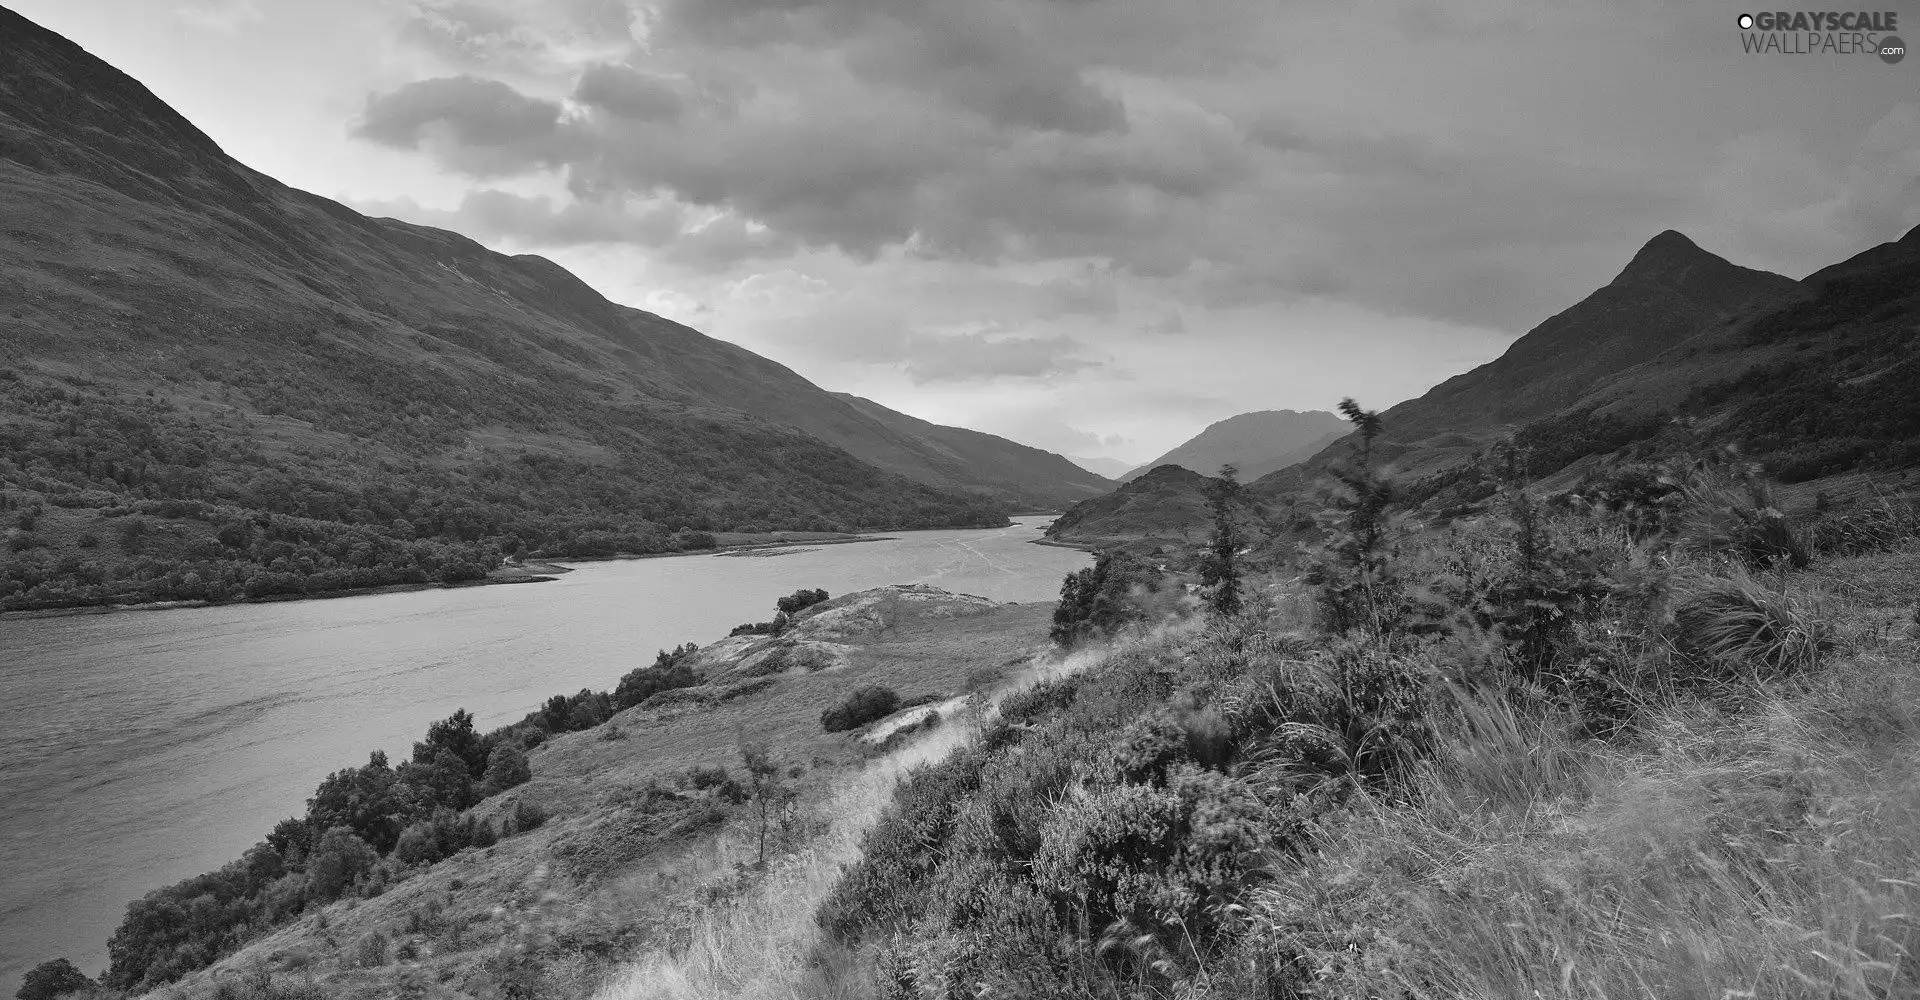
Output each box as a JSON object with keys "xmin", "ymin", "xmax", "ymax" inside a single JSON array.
[{"xmin": 1614, "ymin": 230, "xmax": 1712, "ymax": 284}]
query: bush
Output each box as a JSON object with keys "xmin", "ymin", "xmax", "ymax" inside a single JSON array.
[
  {"xmin": 612, "ymin": 644, "xmax": 699, "ymax": 709},
  {"xmin": 821, "ymin": 685, "xmax": 901, "ymax": 732},
  {"xmin": 347, "ymin": 929, "xmax": 390, "ymax": 969},
  {"xmin": 306, "ymin": 827, "xmax": 377, "ymax": 901},
  {"xmin": 503, "ymin": 799, "xmax": 548, "ymax": 836},
  {"xmin": 1051, "ymin": 550, "xmax": 1159, "ymax": 648},
  {"xmin": 16, "ymin": 958, "xmax": 95, "ymax": 1000},
  {"xmin": 1671, "ymin": 576, "xmax": 1833, "ymax": 679},
  {"xmin": 481, "ymin": 741, "xmax": 531, "ymax": 796}
]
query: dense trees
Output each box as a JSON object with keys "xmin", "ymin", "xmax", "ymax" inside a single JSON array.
[{"xmin": 0, "ymin": 371, "xmax": 1004, "ymax": 612}]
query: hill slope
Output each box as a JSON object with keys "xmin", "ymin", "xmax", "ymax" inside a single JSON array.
[
  {"xmin": 0, "ymin": 6, "xmax": 1083, "ymax": 609},
  {"xmin": 1255, "ymin": 231, "xmax": 1800, "ymax": 489},
  {"xmin": 1121, "ymin": 409, "xmax": 1350, "ymax": 482},
  {"xmin": 1046, "ymin": 463, "xmax": 1266, "ymax": 548},
  {"xmin": 830, "ymin": 394, "xmax": 1114, "ymax": 508}
]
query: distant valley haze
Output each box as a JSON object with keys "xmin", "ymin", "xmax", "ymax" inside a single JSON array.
[{"xmin": 8, "ymin": 0, "xmax": 1918, "ymax": 464}]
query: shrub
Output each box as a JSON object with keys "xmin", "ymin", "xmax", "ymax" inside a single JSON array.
[
  {"xmin": 504, "ymin": 799, "xmax": 548, "ymax": 836},
  {"xmin": 306, "ymin": 827, "xmax": 378, "ymax": 901},
  {"xmin": 1051, "ymin": 550, "xmax": 1159, "ymax": 648},
  {"xmin": 821, "ymin": 685, "xmax": 901, "ymax": 732},
  {"xmin": 1670, "ymin": 577, "xmax": 1833, "ymax": 679},
  {"xmin": 612, "ymin": 645, "xmax": 699, "ymax": 709},
  {"xmin": 482, "ymin": 741, "xmax": 532, "ymax": 795},
  {"xmin": 347, "ymin": 929, "xmax": 390, "ymax": 969},
  {"xmin": 16, "ymin": 958, "xmax": 95, "ymax": 1000}
]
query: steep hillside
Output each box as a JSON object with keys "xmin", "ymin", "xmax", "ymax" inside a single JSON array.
[
  {"xmin": 1256, "ymin": 231, "xmax": 1800, "ymax": 490},
  {"xmin": 830, "ymin": 394, "xmax": 1114, "ymax": 508},
  {"xmin": 1120, "ymin": 409, "xmax": 1349, "ymax": 483},
  {"xmin": 0, "ymin": 7, "xmax": 1053, "ymax": 610}
]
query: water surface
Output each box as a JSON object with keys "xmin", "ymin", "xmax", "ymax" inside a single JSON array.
[{"xmin": 0, "ymin": 516, "xmax": 1085, "ymax": 984}]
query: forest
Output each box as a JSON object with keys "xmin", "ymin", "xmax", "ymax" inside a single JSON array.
[{"xmin": 0, "ymin": 367, "xmax": 1005, "ymax": 612}]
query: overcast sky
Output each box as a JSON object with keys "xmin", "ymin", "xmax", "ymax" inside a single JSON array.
[{"xmin": 15, "ymin": 0, "xmax": 1918, "ymax": 463}]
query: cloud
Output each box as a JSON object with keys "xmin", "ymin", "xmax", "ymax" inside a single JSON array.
[
  {"xmin": 353, "ymin": 75, "xmax": 568, "ymax": 177},
  {"xmin": 902, "ymin": 331, "xmax": 1102, "ymax": 384},
  {"xmin": 1696, "ymin": 104, "xmax": 1920, "ymax": 276},
  {"xmin": 399, "ymin": 0, "xmax": 636, "ymax": 75},
  {"xmin": 174, "ymin": 0, "xmax": 262, "ymax": 32},
  {"xmin": 573, "ymin": 63, "xmax": 685, "ymax": 121}
]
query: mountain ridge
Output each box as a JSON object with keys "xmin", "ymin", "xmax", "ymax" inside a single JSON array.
[
  {"xmin": 0, "ymin": 5, "xmax": 1103, "ymax": 612},
  {"xmin": 1119, "ymin": 409, "xmax": 1350, "ymax": 483}
]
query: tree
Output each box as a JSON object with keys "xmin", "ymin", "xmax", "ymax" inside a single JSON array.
[
  {"xmin": 412, "ymin": 708, "xmax": 484, "ymax": 776},
  {"xmin": 396, "ymin": 748, "xmax": 474, "ymax": 815},
  {"xmin": 1199, "ymin": 464, "xmax": 1244, "ymax": 617},
  {"xmin": 1050, "ymin": 550, "xmax": 1158, "ymax": 647},
  {"xmin": 737, "ymin": 734, "xmax": 790, "ymax": 869},
  {"xmin": 482, "ymin": 740, "xmax": 532, "ymax": 795},
  {"xmin": 16, "ymin": 958, "xmax": 94, "ymax": 1000},
  {"xmin": 306, "ymin": 826, "xmax": 378, "ymax": 901},
  {"xmin": 1304, "ymin": 398, "xmax": 1403, "ymax": 635},
  {"xmin": 306, "ymin": 751, "xmax": 403, "ymax": 853}
]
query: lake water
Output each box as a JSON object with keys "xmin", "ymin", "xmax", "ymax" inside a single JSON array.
[{"xmin": 0, "ymin": 516, "xmax": 1086, "ymax": 985}]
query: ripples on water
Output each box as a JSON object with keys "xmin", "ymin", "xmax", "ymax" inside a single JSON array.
[{"xmin": 0, "ymin": 517, "xmax": 1086, "ymax": 984}]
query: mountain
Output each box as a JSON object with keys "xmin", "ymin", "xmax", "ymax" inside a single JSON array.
[
  {"xmin": 1121, "ymin": 410, "xmax": 1351, "ymax": 483},
  {"xmin": 1067, "ymin": 455, "xmax": 1139, "ymax": 480},
  {"xmin": 1253, "ymin": 231, "xmax": 1802, "ymax": 491},
  {"xmin": 1045, "ymin": 464, "xmax": 1266, "ymax": 548},
  {"xmin": 1052, "ymin": 228, "xmax": 1920, "ymax": 546},
  {"xmin": 829, "ymin": 394, "xmax": 1114, "ymax": 508},
  {"xmin": 0, "ymin": 6, "xmax": 1074, "ymax": 610}
]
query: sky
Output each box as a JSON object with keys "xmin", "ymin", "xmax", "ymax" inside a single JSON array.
[{"xmin": 12, "ymin": 0, "xmax": 1918, "ymax": 465}]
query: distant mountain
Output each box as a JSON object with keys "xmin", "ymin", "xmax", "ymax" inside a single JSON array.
[
  {"xmin": 1067, "ymin": 455, "xmax": 1139, "ymax": 480},
  {"xmin": 0, "ymin": 6, "xmax": 1056, "ymax": 610},
  {"xmin": 1122, "ymin": 410, "xmax": 1351, "ymax": 482},
  {"xmin": 829, "ymin": 394, "xmax": 1114, "ymax": 507}
]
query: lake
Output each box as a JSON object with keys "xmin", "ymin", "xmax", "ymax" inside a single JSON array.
[{"xmin": 0, "ymin": 515, "xmax": 1087, "ymax": 985}]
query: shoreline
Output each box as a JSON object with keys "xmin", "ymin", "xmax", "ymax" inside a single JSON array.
[
  {"xmin": 0, "ymin": 526, "xmax": 1022, "ymax": 621},
  {"xmin": 1027, "ymin": 536, "xmax": 1098, "ymax": 552}
]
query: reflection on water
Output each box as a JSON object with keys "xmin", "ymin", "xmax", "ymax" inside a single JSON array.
[{"xmin": 0, "ymin": 516, "xmax": 1085, "ymax": 983}]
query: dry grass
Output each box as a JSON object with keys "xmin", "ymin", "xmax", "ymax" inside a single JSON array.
[
  {"xmin": 1245, "ymin": 552, "xmax": 1920, "ymax": 1000},
  {"xmin": 593, "ymin": 636, "xmax": 1157, "ymax": 1000}
]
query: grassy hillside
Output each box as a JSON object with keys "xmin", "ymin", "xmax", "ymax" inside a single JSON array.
[
  {"xmin": 0, "ymin": 8, "xmax": 1099, "ymax": 611},
  {"xmin": 830, "ymin": 393, "xmax": 1115, "ymax": 508},
  {"xmin": 34, "ymin": 586, "xmax": 1058, "ymax": 1000},
  {"xmin": 1044, "ymin": 463, "xmax": 1269, "ymax": 551},
  {"xmin": 782, "ymin": 438, "xmax": 1920, "ymax": 998}
]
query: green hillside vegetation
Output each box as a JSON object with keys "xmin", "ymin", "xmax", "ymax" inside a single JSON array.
[{"xmin": 801, "ymin": 410, "xmax": 1920, "ymax": 998}]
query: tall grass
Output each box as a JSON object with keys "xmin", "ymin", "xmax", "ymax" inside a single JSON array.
[
  {"xmin": 593, "ymin": 639, "xmax": 1142, "ymax": 1000},
  {"xmin": 1247, "ymin": 646, "xmax": 1920, "ymax": 1000}
]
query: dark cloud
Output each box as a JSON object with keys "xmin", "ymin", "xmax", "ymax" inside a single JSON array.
[
  {"xmin": 655, "ymin": 0, "xmax": 1125, "ymax": 134},
  {"xmin": 573, "ymin": 63, "xmax": 685, "ymax": 122},
  {"xmin": 361, "ymin": 0, "xmax": 1920, "ymax": 337},
  {"xmin": 354, "ymin": 76, "xmax": 568, "ymax": 176}
]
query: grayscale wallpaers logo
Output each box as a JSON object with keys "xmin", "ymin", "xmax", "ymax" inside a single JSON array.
[{"xmin": 1736, "ymin": 10, "xmax": 1903, "ymax": 61}]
